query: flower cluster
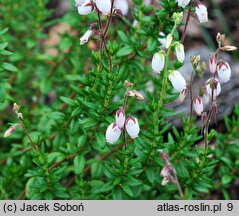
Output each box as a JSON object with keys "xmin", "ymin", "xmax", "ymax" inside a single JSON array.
[
  {"xmin": 175, "ymin": 0, "xmax": 208, "ymax": 23},
  {"xmin": 151, "ymin": 13, "xmax": 187, "ymax": 97},
  {"xmin": 75, "ymin": 0, "xmax": 129, "ymax": 45},
  {"xmin": 105, "ymin": 81, "xmax": 144, "ymax": 145},
  {"xmin": 193, "ymin": 33, "xmax": 237, "ymax": 117}
]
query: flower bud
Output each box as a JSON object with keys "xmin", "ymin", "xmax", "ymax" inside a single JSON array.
[
  {"xmin": 116, "ymin": 107, "xmax": 125, "ymax": 129},
  {"xmin": 160, "ymin": 164, "xmax": 173, "ymax": 177},
  {"xmin": 151, "ymin": 52, "xmax": 165, "ymax": 74},
  {"xmin": 3, "ymin": 125, "xmax": 19, "ymax": 138},
  {"xmin": 177, "ymin": 0, "xmax": 190, "ymax": 8},
  {"xmin": 206, "ymin": 78, "xmax": 221, "ymax": 97},
  {"xmin": 166, "ymin": 34, "xmax": 173, "ymax": 49},
  {"xmin": 125, "ymin": 115, "xmax": 140, "ymax": 139},
  {"xmin": 220, "ymin": 45, "xmax": 237, "ymax": 52},
  {"xmin": 158, "ymin": 32, "xmax": 166, "ymax": 49},
  {"xmin": 124, "ymin": 80, "xmax": 134, "ymax": 88},
  {"xmin": 18, "ymin": 113, "xmax": 23, "ymax": 120},
  {"xmin": 209, "ymin": 53, "xmax": 217, "ymax": 75},
  {"xmin": 217, "ymin": 61, "xmax": 231, "ymax": 83},
  {"xmin": 96, "ymin": 0, "xmax": 111, "ymax": 14},
  {"xmin": 168, "ymin": 70, "xmax": 186, "ymax": 92},
  {"xmin": 161, "ymin": 153, "xmax": 169, "ymax": 162},
  {"xmin": 195, "ymin": 4, "xmax": 208, "ymax": 23},
  {"xmin": 191, "ymin": 55, "xmax": 200, "ymax": 68},
  {"xmin": 175, "ymin": 43, "xmax": 185, "ymax": 63},
  {"xmin": 179, "ymin": 87, "xmax": 187, "ymax": 102},
  {"xmin": 161, "ymin": 177, "xmax": 169, "ymax": 185},
  {"xmin": 193, "ymin": 96, "xmax": 203, "ymax": 116},
  {"xmin": 216, "ymin": 33, "xmax": 225, "ymax": 45},
  {"xmin": 80, "ymin": 29, "xmax": 94, "ymax": 45},
  {"xmin": 13, "ymin": 103, "xmax": 20, "ymax": 114},
  {"xmin": 114, "ymin": 0, "xmax": 129, "ymax": 16},
  {"xmin": 75, "ymin": 0, "xmax": 86, "ymax": 6},
  {"xmin": 77, "ymin": 0, "xmax": 94, "ymax": 15},
  {"xmin": 106, "ymin": 123, "xmax": 121, "ymax": 144},
  {"xmin": 173, "ymin": 12, "xmax": 183, "ymax": 25}
]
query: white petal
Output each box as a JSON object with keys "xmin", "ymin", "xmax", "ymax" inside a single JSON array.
[
  {"xmin": 158, "ymin": 32, "xmax": 166, "ymax": 49},
  {"xmin": 152, "ymin": 52, "xmax": 165, "ymax": 73},
  {"xmin": 77, "ymin": 0, "xmax": 94, "ymax": 15},
  {"xmin": 168, "ymin": 71, "xmax": 186, "ymax": 92},
  {"xmin": 195, "ymin": 4, "xmax": 208, "ymax": 23},
  {"xmin": 126, "ymin": 116, "xmax": 140, "ymax": 139},
  {"xmin": 80, "ymin": 29, "xmax": 93, "ymax": 45},
  {"xmin": 206, "ymin": 78, "xmax": 221, "ymax": 97},
  {"xmin": 96, "ymin": 0, "xmax": 111, "ymax": 14},
  {"xmin": 175, "ymin": 43, "xmax": 185, "ymax": 63},
  {"xmin": 177, "ymin": 0, "xmax": 190, "ymax": 8},
  {"xmin": 116, "ymin": 108, "xmax": 125, "ymax": 129},
  {"xmin": 114, "ymin": 0, "xmax": 129, "ymax": 15},
  {"xmin": 217, "ymin": 62, "xmax": 231, "ymax": 83},
  {"xmin": 75, "ymin": 0, "xmax": 86, "ymax": 6},
  {"xmin": 106, "ymin": 123, "xmax": 121, "ymax": 144}
]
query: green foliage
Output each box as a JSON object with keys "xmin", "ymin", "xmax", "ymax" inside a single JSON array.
[{"xmin": 0, "ymin": 0, "xmax": 238, "ymax": 200}]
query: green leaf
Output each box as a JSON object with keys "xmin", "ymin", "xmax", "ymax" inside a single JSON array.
[
  {"xmin": 117, "ymin": 30, "xmax": 129, "ymax": 43},
  {"xmin": 121, "ymin": 184, "xmax": 133, "ymax": 197},
  {"xmin": 60, "ymin": 96, "xmax": 78, "ymax": 107},
  {"xmin": 116, "ymin": 45, "xmax": 134, "ymax": 57},
  {"xmin": 1, "ymin": 62, "xmax": 18, "ymax": 72},
  {"xmin": 222, "ymin": 175, "xmax": 232, "ymax": 185},
  {"xmin": 101, "ymin": 182, "xmax": 114, "ymax": 192},
  {"xmin": 74, "ymin": 155, "xmax": 85, "ymax": 175},
  {"xmin": 0, "ymin": 28, "xmax": 8, "ymax": 36},
  {"xmin": 96, "ymin": 132, "xmax": 106, "ymax": 148}
]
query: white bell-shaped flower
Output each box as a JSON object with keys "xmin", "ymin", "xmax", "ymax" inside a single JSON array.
[
  {"xmin": 177, "ymin": 0, "xmax": 190, "ymax": 8},
  {"xmin": 114, "ymin": 0, "xmax": 129, "ymax": 16},
  {"xmin": 151, "ymin": 52, "xmax": 165, "ymax": 74},
  {"xmin": 193, "ymin": 96, "xmax": 203, "ymax": 116},
  {"xmin": 106, "ymin": 123, "xmax": 121, "ymax": 144},
  {"xmin": 195, "ymin": 4, "xmax": 208, "ymax": 23},
  {"xmin": 168, "ymin": 70, "xmax": 186, "ymax": 92},
  {"xmin": 175, "ymin": 43, "xmax": 185, "ymax": 63},
  {"xmin": 217, "ymin": 61, "xmax": 231, "ymax": 83},
  {"xmin": 206, "ymin": 78, "xmax": 221, "ymax": 97},
  {"xmin": 77, "ymin": 0, "xmax": 94, "ymax": 15},
  {"xmin": 158, "ymin": 32, "xmax": 166, "ymax": 49},
  {"xmin": 96, "ymin": 0, "xmax": 111, "ymax": 14},
  {"xmin": 115, "ymin": 107, "xmax": 125, "ymax": 129},
  {"xmin": 125, "ymin": 115, "xmax": 140, "ymax": 139},
  {"xmin": 75, "ymin": 0, "xmax": 86, "ymax": 6},
  {"xmin": 166, "ymin": 34, "xmax": 173, "ymax": 49}
]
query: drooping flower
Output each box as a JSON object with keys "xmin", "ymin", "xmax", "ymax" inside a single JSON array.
[
  {"xmin": 177, "ymin": 0, "xmax": 190, "ymax": 8},
  {"xmin": 166, "ymin": 34, "xmax": 173, "ymax": 49},
  {"xmin": 80, "ymin": 29, "xmax": 94, "ymax": 45},
  {"xmin": 195, "ymin": 4, "xmax": 208, "ymax": 23},
  {"xmin": 217, "ymin": 61, "xmax": 231, "ymax": 83},
  {"xmin": 151, "ymin": 52, "xmax": 165, "ymax": 74},
  {"xmin": 193, "ymin": 96, "xmax": 203, "ymax": 116},
  {"xmin": 114, "ymin": 0, "xmax": 129, "ymax": 16},
  {"xmin": 106, "ymin": 123, "xmax": 121, "ymax": 144},
  {"xmin": 75, "ymin": 0, "xmax": 86, "ymax": 6},
  {"xmin": 160, "ymin": 164, "xmax": 173, "ymax": 177},
  {"xmin": 168, "ymin": 70, "xmax": 186, "ymax": 92},
  {"xmin": 3, "ymin": 125, "xmax": 18, "ymax": 138},
  {"xmin": 179, "ymin": 87, "xmax": 187, "ymax": 102},
  {"xmin": 77, "ymin": 0, "xmax": 94, "ymax": 15},
  {"xmin": 175, "ymin": 43, "xmax": 185, "ymax": 63},
  {"xmin": 116, "ymin": 107, "xmax": 125, "ymax": 129},
  {"xmin": 209, "ymin": 53, "xmax": 217, "ymax": 75},
  {"xmin": 96, "ymin": 0, "xmax": 111, "ymax": 14},
  {"xmin": 158, "ymin": 32, "xmax": 166, "ymax": 49},
  {"xmin": 125, "ymin": 115, "xmax": 140, "ymax": 139},
  {"xmin": 205, "ymin": 78, "xmax": 221, "ymax": 97}
]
